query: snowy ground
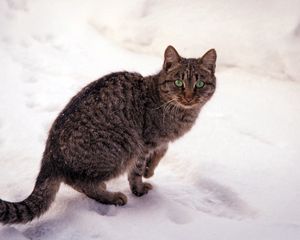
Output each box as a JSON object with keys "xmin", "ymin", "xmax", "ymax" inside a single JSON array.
[{"xmin": 0, "ymin": 0, "xmax": 300, "ymax": 239}]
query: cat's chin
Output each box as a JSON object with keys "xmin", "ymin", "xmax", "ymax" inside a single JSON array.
[{"xmin": 177, "ymin": 102, "xmax": 199, "ymax": 109}]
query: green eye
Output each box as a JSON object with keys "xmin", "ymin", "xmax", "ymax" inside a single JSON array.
[
  {"xmin": 175, "ymin": 80, "xmax": 184, "ymax": 87},
  {"xmin": 195, "ymin": 80, "xmax": 205, "ymax": 88}
]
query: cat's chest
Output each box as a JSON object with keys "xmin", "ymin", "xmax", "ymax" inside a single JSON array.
[
  {"xmin": 144, "ymin": 108, "xmax": 199, "ymax": 147},
  {"xmin": 163, "ymin": 112, "xmax": 197, "ymax": 139}
]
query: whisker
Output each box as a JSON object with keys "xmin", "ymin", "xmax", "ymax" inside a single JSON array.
[
  {"xmin": 162, "ymin": 99, "xmax": 176, "ymax": 124},
  {"xmin": 152, "ymin": 99, "xmax": 176, "ymax": 110}
]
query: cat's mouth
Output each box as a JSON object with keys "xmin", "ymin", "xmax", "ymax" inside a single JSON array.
[
  {"xmin": 177, "ymin": 99, "xmax": 199, "ymax": 108},
  {"xmin": 164, "ymin": 98, "xmax": 199, "ymax": 109}
]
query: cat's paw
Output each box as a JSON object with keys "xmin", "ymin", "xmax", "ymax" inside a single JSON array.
[
  {"xmin": 112, "ymin": 192, "xmax": 128, "ymax": 206},
  {"xmin": 131, "ymin": 182, "xmax": 153, "ymax": 197},
  {"xmin": 143, "ymin": 168, "xmax": 154, "ymax": 178}
]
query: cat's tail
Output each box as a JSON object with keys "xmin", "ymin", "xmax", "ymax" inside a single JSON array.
[{"xmin": 0, "ymin": 163, "xmax": 61, "ymax": 224}]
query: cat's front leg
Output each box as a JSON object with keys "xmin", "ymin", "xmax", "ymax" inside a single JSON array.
[
  {"xmin": 128, "ymin": 156, "xmax": 152, "ymax": 197},
  {"xmin": 143, "ymin": 145, "xmax": 168, "ymax": 178}
]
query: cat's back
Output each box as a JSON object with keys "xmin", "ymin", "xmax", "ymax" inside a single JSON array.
[
  {"xmin": 52, "ymin": 71, "xmax": 144, "ymax": 129},
  {"xmin": 42, "ymin": 71, "xmax": 146, "ymax": 169},
  {"xmin": 40, "ymin": 71, "xmax": 146, "ymax": 177},
  {"xmin": 45, "ymin": 71, "xmax": 145, "ymax": 153}
]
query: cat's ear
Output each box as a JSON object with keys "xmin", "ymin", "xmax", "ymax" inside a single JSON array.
[
  {"xmin": 200, "ymin": 49, "xmax": 217, "ymax": 73},
  {"xmin": 163, "ymin": 45, "xmax": 181, "ymax": 72}
]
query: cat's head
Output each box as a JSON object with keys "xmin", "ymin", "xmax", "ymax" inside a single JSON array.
[{"xmin": 158, "ymin": 46, "xmax": 217, "ymax": 109}]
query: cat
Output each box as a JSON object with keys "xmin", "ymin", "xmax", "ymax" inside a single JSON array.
[{"xmin": 0, "ymin": 46, "xmax": 217, "ymax": 224}]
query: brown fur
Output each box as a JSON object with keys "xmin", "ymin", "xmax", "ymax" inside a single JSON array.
[{"xmin": 0, "ymin": 46, "xmax": 217, "ymax": 224}]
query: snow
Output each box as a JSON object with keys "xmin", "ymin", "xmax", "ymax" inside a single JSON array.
[{"xmin": 0, "ymin": 0, "xmax": 300, "ymax": 239}]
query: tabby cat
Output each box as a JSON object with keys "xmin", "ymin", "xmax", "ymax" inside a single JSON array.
[{"xmin": 0, "ymin": 46, "xmax": 217, "ymax": 224}]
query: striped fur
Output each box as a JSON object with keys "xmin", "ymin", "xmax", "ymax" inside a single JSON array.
[
  {"xmin": 0, "ymin": 46, "xmax": 217, "ymax": 224},
  {"xmin": 0, "ymin": 163, "xmax": 60, "ymax": 224}
]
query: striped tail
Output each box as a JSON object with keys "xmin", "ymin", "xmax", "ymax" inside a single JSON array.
[{"xmin": 0, "ymin": 167, "xmax": 61, "ymax": 224}]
